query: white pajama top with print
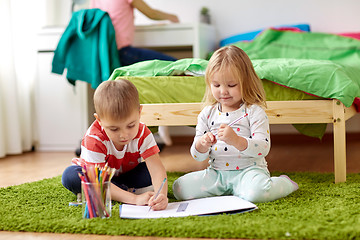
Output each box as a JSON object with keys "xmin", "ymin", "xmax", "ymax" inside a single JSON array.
[{"xmin": 190, "ymin": 103, "xmax": 270, "ymax": 171}]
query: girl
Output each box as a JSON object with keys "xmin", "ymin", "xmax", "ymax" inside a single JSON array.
[{"xmin": 172, "ymin": 45, "xmax": 298, "ymax": 203}]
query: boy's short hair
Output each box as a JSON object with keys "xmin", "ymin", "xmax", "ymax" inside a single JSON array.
[{"xmin": 94, "ymin": 79, "xmax": 140, "ymax": 120}]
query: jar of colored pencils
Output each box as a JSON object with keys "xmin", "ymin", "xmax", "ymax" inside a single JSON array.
[{"xmin": 81, "ymin": 181, "xmax": 111, "ymax": 219}]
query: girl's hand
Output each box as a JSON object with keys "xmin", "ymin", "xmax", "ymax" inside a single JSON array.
[
  {"xmin": 197, "ymin": 132, "xmax": 217, "ymax": 152},
  {"xmin": 148, "ymin": 193, "xmax": 168, "ymax": 211},
  {"xmin": 135, "ymin": 192, "xmax": 154, "ymax": 206},
  {"xmin": 218, "ymin": 124, "xmax": 248, "ymax": 151},
  {"xmin": 217, "ymin": 124, "xmax": 239, "ymax": 146}
]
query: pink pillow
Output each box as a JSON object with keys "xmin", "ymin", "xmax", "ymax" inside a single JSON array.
[{"xmin": 338, "ymin": 32, "xmax": 360, "ymax": 40}]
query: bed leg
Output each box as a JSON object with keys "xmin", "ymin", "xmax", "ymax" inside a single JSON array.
[{"xmin": 333, "ymin": 100, "xmax": 346, "ymax": 183}]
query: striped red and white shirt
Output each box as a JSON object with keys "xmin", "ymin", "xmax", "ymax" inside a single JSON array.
[{"xmin": 72, "ymin": 120, "xmax": 159, "ymax": 174}]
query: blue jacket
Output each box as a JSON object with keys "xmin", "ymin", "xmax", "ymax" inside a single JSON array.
[{"xmin": 52, "ymin": 9, "xmax": 121, "ymax": 88}]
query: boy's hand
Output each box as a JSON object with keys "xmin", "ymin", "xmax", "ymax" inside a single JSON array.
[
  {"xmin": 148, "ymin": 193, "xmax": 168, "ymax": 211},
  {"xmin": 134, "ymin": 192, "xmax": 154, "ymax": 206}
]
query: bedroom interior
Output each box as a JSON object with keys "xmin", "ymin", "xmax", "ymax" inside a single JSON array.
[{"xmin": 1, "ymin": 0, "xmax": 360, "ymax": 239}]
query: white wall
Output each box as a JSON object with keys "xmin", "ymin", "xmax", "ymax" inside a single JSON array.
[
  {"xmin": 45, "ymin": 0, "xmax": 360, "ymax": 39},
  {"xmin": 134, "ymin": 0, "xmax": 360, "ymax": 44},
  {"xmin": 40, "ymin": 0, "xmax": 89, "ymax": 27}
]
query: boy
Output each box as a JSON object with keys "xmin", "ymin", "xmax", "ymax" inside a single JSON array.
[{"xmin": 62, "ymin": 79, "xmax": 168, "ymax": 210}]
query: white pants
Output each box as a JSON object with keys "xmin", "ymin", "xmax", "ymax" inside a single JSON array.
[{"xmin": 172, "ymin": 166, "xmax": 297, "ymax": 203}]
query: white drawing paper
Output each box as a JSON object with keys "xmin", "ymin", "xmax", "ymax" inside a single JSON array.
[{"xmin": 119, "ymin": 195, "xmax": 257, "ymax": 219}]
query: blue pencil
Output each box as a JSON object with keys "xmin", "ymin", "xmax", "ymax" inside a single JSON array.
[{"xmin": 148, "ymin": 177, "xmax": 167, "ymax": 211}]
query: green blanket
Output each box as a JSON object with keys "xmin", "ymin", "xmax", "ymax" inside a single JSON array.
[
  {"xmin": 234, "ymin": 29, "xmax": 360, "ymax": 107},
  {"xmin": 109, "ymin": 30, "xmax": 360, "ymax": 138},
  {"xmin": 110, "ymin": 31, "xmax": 360, "ymax": 107},
  {"xmin": 115, "ymin": 76, "xmax": 320, "ymax": 104},
  {"xmin": 109, "ymin": 58, "xmax": 323, "ymax": 104}
]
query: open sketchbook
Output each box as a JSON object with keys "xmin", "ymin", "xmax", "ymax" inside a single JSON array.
[{"xmin": 119, "ymin": 196, "xmax": 257, "ymax": 219}]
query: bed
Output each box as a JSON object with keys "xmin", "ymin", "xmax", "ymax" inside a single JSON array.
[{"xmin": 109, "ymin": 29, "xmax": 360, "ymax": 183}]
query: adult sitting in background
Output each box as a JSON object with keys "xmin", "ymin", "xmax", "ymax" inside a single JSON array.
[
  {"xmin": 91, "ymin": 0, "xmax": 179, "ymax": 147},
  {"xmin": 91, "ymin": 0, "xmax": 179, "ymax": 66}
]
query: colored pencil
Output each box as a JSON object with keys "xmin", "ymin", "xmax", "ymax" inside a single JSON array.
[
  {"xmin": 214, "ymin": 113, "xmax": 248, "ymax": 137},
  {"xmin": 80, "ymin": 164, "xmax": 115, "ymax": 218},
  {"xmin": 148, "ymin": 177, "xmax": 167, "ymax": 212}
]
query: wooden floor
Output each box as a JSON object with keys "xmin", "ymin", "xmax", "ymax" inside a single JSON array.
[{"xmin": 1, "ymin": 133, "xmax": 359, "ymax": 240}]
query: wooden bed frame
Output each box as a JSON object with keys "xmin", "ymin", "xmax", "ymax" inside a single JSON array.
[{"xmin": 140, "ymin": 99, "xmax": 357, "ymax": 183}]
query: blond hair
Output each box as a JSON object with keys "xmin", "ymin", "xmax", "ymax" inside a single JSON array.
[
  {"xmin": 94, "ymin": 79, "xmax": 140, "ymax": 120},
  {"xmin": 203, "ymin": 45, "xmax": 266, "ymax": 108}
]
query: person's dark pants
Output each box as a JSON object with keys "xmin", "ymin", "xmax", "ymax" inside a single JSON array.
[
  {"xmin": 118, "ymin": 46, "xmax": 177, "ymax": 66},
  {"xmin": 61, "ymin": 162, "xmax": 152, "ymax": 195}
]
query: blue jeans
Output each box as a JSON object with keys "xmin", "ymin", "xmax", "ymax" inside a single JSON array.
[
  {"xmin": 61, "ymin": 162, "xmax": 152, "ymax": 195},
  {"xmin": 118, "ymin": 46, "xmax": 177, "ymax": 66}
]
